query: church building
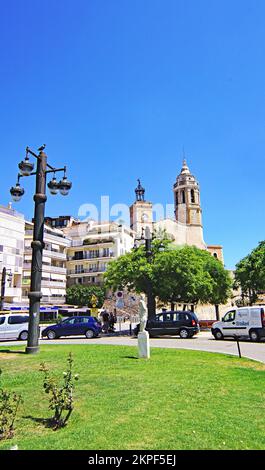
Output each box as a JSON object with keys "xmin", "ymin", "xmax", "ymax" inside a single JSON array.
[{"xmin": 130, "ymin": 159, "xmax": 223, "ymax": 262}]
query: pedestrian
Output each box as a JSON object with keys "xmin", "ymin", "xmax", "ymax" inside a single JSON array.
[
  {"xmin": 102, "ymin": 310, "xmax": 110, "ymax": 333},
  {"xmin": 109, "ymin": 312, "xmax": 117, "ymax": 332}
]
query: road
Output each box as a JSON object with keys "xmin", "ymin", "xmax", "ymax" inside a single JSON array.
[{"xmin": 0, "ymin": 330, "xmax": 265, "ymax": 364}]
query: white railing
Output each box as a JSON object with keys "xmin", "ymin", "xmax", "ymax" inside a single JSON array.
[
  {"xmin": 5, "ymin": 288, "xmax": 22, "ymax": 297},
  {"xmin": 42, "ymin": 281, "xmax": 66, "ymax": 288},
  {"xmin": 23, "ymin": 263, "xmax": 67, "ymax": 275},
  {"xmin": 43, "ymin": 250, "xmax": 66, "ymax": 260}
]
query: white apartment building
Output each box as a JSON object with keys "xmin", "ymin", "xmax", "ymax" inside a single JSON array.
[
  {"xmin": 22, "ymin": 222, "xmax": 70, "ymax": 304},
  {"xmin": 64, "ymin": 220, "xmax": 134, "ymax": 287},
  {"xmin": 0, "ymin": 204, "xmax": 25, "ymax": 304}
]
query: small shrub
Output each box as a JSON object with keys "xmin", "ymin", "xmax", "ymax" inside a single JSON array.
[
  {"xmin": 39, "ymin": 353, "xmax": 79, "ymax": 430},
  {"xmin": 0, "ymin": 369, "xmax": 22, "ymax": 440}
]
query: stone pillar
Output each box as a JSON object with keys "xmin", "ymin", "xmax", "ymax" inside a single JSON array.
[{"xmin": 138, "ymin": 331, "xmax": 150, "ymax": 359}]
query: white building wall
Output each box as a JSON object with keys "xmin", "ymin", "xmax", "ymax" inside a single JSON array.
[
  {"xmin": 0, "ymin": 205, "xmax": 25, "ymax": 303},
  {"xmin": 23, "ymin": 222, "xmax": 70, "ymax": 304}
]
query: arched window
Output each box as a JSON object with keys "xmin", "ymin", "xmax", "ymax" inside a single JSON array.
[
  {"xmin": 181, "ymin": 190, "xmax": 185, "ymax": 204},
  {"xmin": 191, "ymin": 189, "xmax": 195, "ymax": 203},
  {"xmin": 213, "ymin": 253, "xmax": 218, "ymax": 259},
  {"xmin": 175, "ymin": 193, "xmax": 178, "ymax": 205}
]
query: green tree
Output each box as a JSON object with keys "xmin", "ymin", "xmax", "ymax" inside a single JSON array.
[
  {"xmin": 104, "ymin": 239, "xmax": 232, "ymax": 319},
  {"xmin": 66, "ymin": 285, "xmax": 105, "ymax": 308},
  {"xmin": 234, "ymin": 241, "xmax": 265, "ymax": 305}
]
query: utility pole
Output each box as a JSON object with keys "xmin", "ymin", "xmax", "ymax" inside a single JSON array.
[{"xmin": 0, "ymin": 267, "xmax": 7, "ymax": 311}]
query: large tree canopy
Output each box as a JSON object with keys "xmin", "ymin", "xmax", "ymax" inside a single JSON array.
[
  {"xmin": 234, "ymin": 241, "xmax": 265, "ymax": 305},
  {"xmin": 66, "ymin": 285, "xmax": 105, "ymax": 308},
  {"xmin": 104, "ymin": 239, "xmax": 232, "ymax": 317}
]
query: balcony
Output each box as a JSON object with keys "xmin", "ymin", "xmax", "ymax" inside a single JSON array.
[
  {"xmin": 5, "ymin": 287, "xmax": 22, "ymax": 298},
  {"xmin": 68, "ymin": 267, "xmax": 107, "ymax": 275},
  {"xmin": 42, "ymin": 281, "xmax": 66, "ymax": 288},
  {"xmin": 23, "ymin": 263, "xmax": 67, "ymax": 275},
  {"xmin": 68, "ymin": 253, "xmax": 114, "ymax": 261},
  {"xmin": 43, "ymin": 250, "xmax": 67, "ymax": 260}
]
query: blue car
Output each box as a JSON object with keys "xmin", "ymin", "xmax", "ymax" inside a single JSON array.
[{"xmin": 42, "ymin": 316, "xmax": 102, "ymax": 340}]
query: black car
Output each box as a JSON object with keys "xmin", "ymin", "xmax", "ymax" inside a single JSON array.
[{"xmin": 134, "ymin": 311, "xmax": 200, "ymax": 339}]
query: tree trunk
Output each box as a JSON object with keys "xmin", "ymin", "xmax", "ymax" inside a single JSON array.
[
  {"xmin": 190, "ymin": 304, "xmax": 195, "ymax": 313},
  {"xmin": 171, "ymin": 302, "xmax": 175, "ymax": 311},
  {"xmin": 215, "ymin": 304, "xmax": 220, "ymax": 321}
]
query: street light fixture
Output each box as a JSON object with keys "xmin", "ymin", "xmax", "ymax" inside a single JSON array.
[
  {"xmin": 10, "ymin": 145, "xmax": 72, "ymax": 354},
  {"xmin": 18, "ymin": 151, "xmax": 35, "ymax": 176},
  {"xmin": 47, "ymin": 175, "xmax": 59, "ymax": 195},
  {"xmin": 58, "ymin": 173, "xmax": 72, "ymax": 196},
  {"xmin": 10, "ymin": 177, "xmax": 25, "ymax": 202}
]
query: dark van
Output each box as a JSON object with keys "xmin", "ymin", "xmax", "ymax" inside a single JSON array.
[{"xmin": 135, "ymin": 311, "xmax": 200, "ymax": 339}]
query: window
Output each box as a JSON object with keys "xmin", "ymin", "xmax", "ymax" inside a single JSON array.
[
  {"xmin": 213, "ymin": 253, "xmax": 218, "ymax": 258},
  {"xmin": 191, "ymin": 189, "xmax": 195, "ymax": 203},
  {"xmin": 172, "ymin": 313, "xmax": 180, "ymax": 321},
  {"xmin": 163, "ymin": 313, "xmax": 172, "ymax": 321},
  {"xmin": 76, "ymin": 317, "xmax": 90, "ymax": 324},
  {"xmin": 175, "ymin": 194, "xmax": 178, "ymax": 205},
  {"xmin": 223, "ymin": 311, "xmax": 236, "ymax": 322},
  {"xmin": 75, "ymin": 251, "xmax": 84, "ymax": 260},
  {"xmin": 75, "ymin": 265, "xmax": 84, "ymax": 274},
  {"xmin": 62, "ymin": 318, "xmax": 76, "ymax": 325},
  {"xmin": 8, "ymin": 316, "xmax": 29, "ymax": 325},
  {"xmin": 181, "ymin": 191, "xmax": 185, "ymax": 204},
  {"xmin": 155, "ymin": 314, "xmax": 164, "ymax": 322},
  {"xmin": 0, "ymin": 316, "xmax": 6, "ymax": 325}
]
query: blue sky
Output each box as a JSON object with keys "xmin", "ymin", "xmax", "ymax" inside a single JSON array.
[{"xmin": 0, "ymin": 0, "xmax": 265, "ymax": 269}]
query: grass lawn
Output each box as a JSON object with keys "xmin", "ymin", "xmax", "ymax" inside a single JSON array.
[{"xmin": 0, "ymin": 344, "xmax": 264, "ymax": 450}]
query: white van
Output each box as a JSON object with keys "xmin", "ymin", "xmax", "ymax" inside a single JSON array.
[
  {"xmin": 0, "ymin": 314, "xmax": 30, "ymax": 341},
  {"xmin": 211, "ymin": 306, "xmax": 265, "ymax": 342}
]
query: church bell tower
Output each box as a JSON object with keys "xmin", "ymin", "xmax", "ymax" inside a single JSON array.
[
  {"xmin": 173, "ymin": 158, "xmax": 205, "ymax": 248},
  {"xmin": 130, "ymin": 180, "xmax": 153, "ymax": 238}
]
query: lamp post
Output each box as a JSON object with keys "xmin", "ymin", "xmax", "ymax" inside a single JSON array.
[
  {"xmin": 10, "ymin": 145, "xmax": 72, "ymax": 354},
  {"xmin": 134, "ymin": 226, "xmax": 157, "ymax": 320},
  {"xmin": 0, "ymin": 267, "xmax": 13, "ymax": 311}
]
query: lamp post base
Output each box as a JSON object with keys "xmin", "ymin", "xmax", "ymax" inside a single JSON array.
[{"xmin": 25, "ymin": 346, "xmax": 40, "ymax": 355}]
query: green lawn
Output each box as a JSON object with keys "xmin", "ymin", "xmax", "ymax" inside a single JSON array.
[{"xmin": 0, "ymin": 344, "xmax": 264, "ymax": 450}]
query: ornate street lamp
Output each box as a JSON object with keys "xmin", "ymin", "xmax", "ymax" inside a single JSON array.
[
  {"xmin": 10, "ymin": 177, "xmax": 25, "ymax": 202},
  {"xmin": 133, "ymin": 226, "xmax": 156, "ymax": 320},
  {"xmin": 47, "ymin": 175, "xmax": 59, "ymax": 195},
  {"xmin": 58, "ymin": 173, "xmax": 72, "ymax": 196},
  {"xmin": 10, "ymin": 145, "xmax": 72, "ymax": 354}
]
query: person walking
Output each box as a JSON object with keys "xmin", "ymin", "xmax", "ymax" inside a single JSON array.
[{"xmin": 102, "ymin": 311, "xmax": 110, "ymax": 334}]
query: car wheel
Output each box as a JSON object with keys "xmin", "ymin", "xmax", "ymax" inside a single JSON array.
[
  {"xmin": 249, "ymin": 329, "xmax": 260, "ymax": 342},
  {"xmin": 213, "ymin": 329, "xmax": 224, "ymax": 340},
  {"xmin": 19, "ymin": 331, "xmax": 28, "ymax": 341},
  {"xmin": 179, "ymin": 328, "xmax": 189, "ymax": 339},
  {"xmin": 85, "ymin": 329, "xmax": 95, "ymax": 339},
  {"xmin": 47, "ymin": 330, "xmax": 56, "ymax": 340}
]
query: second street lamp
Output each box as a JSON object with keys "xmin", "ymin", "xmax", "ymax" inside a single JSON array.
[{"xmin": 10, "ymin": 145, "xmax": 72, "ymax": 354}]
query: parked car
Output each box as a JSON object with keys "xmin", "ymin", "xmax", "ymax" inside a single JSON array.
[
  {"xmin": 134, "ymin": 311, "xmax": 200, "ymax": 339},
  {"xmin": 42, "ymin": 316, "xmax": 102, "ymax": 340},
  {"xmin": 0, "ymin": 313, "xmax": 30, "ymax": 341},
  {"xmin": 211, "ymin": 306, "xmax": 265, "ymax": 342}
]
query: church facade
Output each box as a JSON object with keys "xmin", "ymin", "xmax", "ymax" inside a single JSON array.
[{"xmin": 130, "ymin": 159, "xmax": 223, "ymax": 262}]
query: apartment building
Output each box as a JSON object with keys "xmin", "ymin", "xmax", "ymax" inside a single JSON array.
[
  {"xmin": 0, "ymin": 204, "xmax": 25, "ymax": 304},
  {"xmin": 22, "ymin": 222, "xmax": 71, "ymax": 304},
  {"xmin": 64, "ymin": 220, "xmax": 134, "ymax": 287}
]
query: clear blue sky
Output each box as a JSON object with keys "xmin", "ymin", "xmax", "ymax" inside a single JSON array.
[{"xmin": 0, "ymin": 0, "xmax": 265, "ymax": 269}]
